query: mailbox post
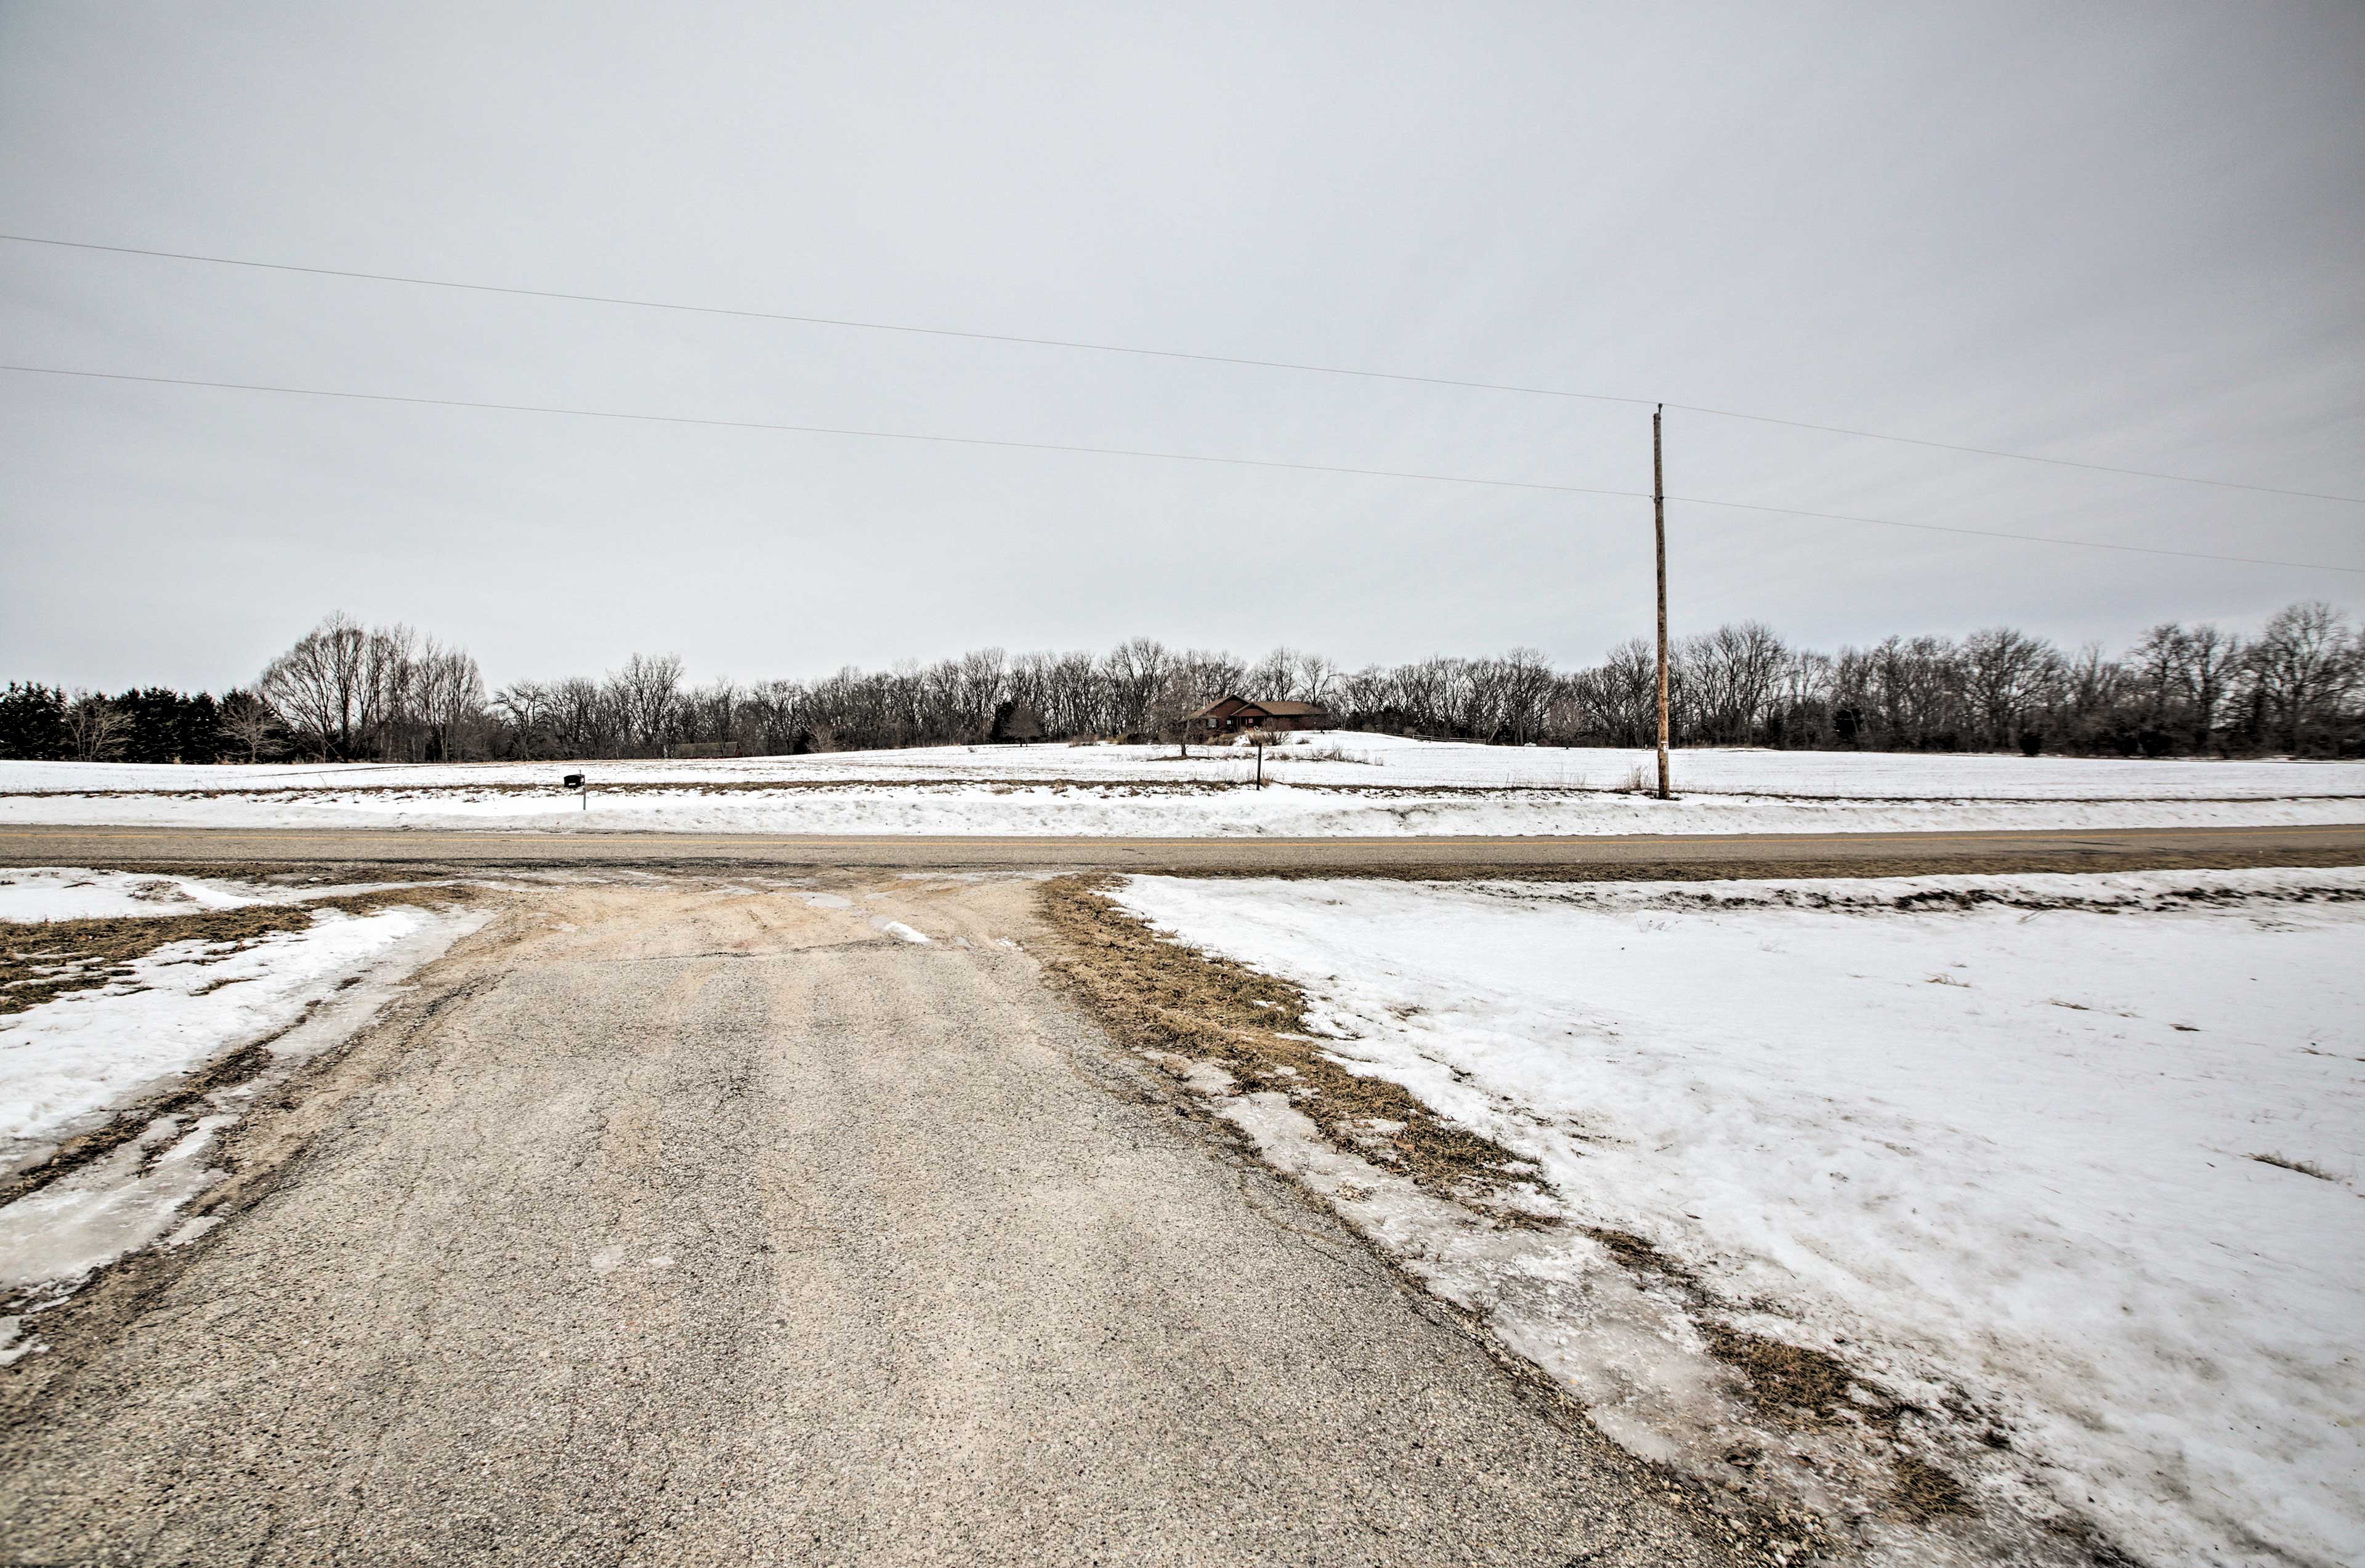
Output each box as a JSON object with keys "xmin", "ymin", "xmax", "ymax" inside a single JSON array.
[{"xmin": 562, "ymin": 772, "xmax": 587, "ymax": 812}]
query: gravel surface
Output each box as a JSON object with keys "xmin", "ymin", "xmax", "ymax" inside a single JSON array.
[{"xmin": 0, "ymin": 878, "xmax": 1746, "ymax": 1566}]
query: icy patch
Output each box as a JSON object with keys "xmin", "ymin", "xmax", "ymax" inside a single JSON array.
[
  {"xmin": 872, "ymin": 919, "xmax": 930, "ymax": 944},
  {"xmin": 0, "ymin": 1113, "xmax": 233, "ymax": 1293}
]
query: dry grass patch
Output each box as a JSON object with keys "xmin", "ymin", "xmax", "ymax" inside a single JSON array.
[
  {"xmin": 1035, "ymin": 874, "xmax": 1542, "ymax": 1206},
  {"xmin": 1890, "ymin": 1454, "xmax": 1973, "ymax": 1521},
  {"xmin": 0, "ymin": 886, "xmax": 474, "ymax": 1018},
  {"xmin": 1582, "ymin": 1224, "xmax": 1702, "ymax": 1286},
  {"xmin": 1700, "ymin": 1324, "xmax": 1860, "ymax": 1425},
  {"xmin": 2247, "ymin": 1151, "xmax": 2339, "ymax": 1182}
]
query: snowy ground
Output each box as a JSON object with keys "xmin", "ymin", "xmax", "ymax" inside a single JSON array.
[
  {"xmin": 1, "ymin": 900, "xmax": 474, "ymax": 1165},
  {"xmin": 2, "ymin": 735, "xmax": 2362, "ymax": 836},
  {"xmin": 0, "ymin": 873, "xmax": 485, "ymax": 1363},
  {"xmin": 0, "ymin": 866, "xmax": 379, "ymax": 923},
  {"xmin": 1109, "ymin": 869, "xmax": 2365, "ymax": 1568}
]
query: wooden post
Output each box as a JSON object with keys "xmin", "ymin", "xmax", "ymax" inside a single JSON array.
[{"xmin": 1654, "ymin": 405, "xmax": 1671, "ymax": 800}]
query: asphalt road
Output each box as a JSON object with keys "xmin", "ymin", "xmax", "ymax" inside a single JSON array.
[
  {"xmin": 5, "ymin": 820, "xmax": 2365, "ymax": 875},
  {"xmin": 0, "ymin": 878, "xmax": 1749, "ymax": 1566}
]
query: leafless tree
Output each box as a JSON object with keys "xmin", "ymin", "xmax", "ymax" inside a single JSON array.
[
  {"xmin": 416, "ymin": 641, "xmax": 485, "ymax": 761},
  {"xmin": 548, "ymin": 677, "xmax": 613, "ymax": 758},
  {"xmin": 1101, "ymin": 639, "xmax": 1171, "ymax": 736},
  {"xmin": 62, "ymin": 690, "xmax": 130, "ymax": 760},
  {"xmin": 2177, "ymin": 624, "xmax": 2243, "ymax": 753},
  {"xmin": 259, "ymin": 612, "xmax": 368, "ymax": 758},
  {"xmin": 2248, "ymin": 601, "xmax": 2357, "ymax": 753},
  {"xmin": 490, "ymin": 681, "xmax": 554, "ymax": 758},
  {"xmin": 1572, "ymin": 639, "xmax": 1656, "ymax": 746},
  {"xmin": 950, "ymin": 648, "xmax": 1008, "ymax": 742},
  {"xmin": 1961, "ymin": 626, "xmax": 2061, "ymax": 749},
  {"xmin": 217, "ymin": 689, "xmax": 280, "ymax": 762},
  {"xmin": 357, "ymin": 623, "xmax": 419, "ymax": 759},
  {"xmin": 607, "ymin": 653, "xmax": 685, "ymax": 756}
]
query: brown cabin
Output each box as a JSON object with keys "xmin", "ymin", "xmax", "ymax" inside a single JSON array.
[{"xmin": 1184, "ymin": 695, "xmax": 1333, "ymax": 735}]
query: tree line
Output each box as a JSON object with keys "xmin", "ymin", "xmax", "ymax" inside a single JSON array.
[{"xmin": 3, "ymin": 600, "xmax": 2358, "ymax": 764}]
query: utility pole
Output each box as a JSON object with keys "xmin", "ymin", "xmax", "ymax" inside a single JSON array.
[{"xmin": 1654, "ymin": 404, "xmax": 1672, "ymax": 800}]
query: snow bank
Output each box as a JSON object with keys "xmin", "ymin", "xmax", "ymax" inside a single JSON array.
[
  {"xmin": 1110, "ymin": 869, "xmax": 2365, "ymax": 1567},
  {"xmin": 0, "ymin": 889, "xmax": 487, "ymax": 1330},
  {"xmin": 1, "ymin": 904, "xmax": 479, "ymax": 1165}
]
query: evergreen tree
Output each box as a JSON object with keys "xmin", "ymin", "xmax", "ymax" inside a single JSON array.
[{"xmin": 0, "ymin": 682, "xmax": 70, "ymax": 760}]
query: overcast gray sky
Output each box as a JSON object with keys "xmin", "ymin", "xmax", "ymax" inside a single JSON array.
[{"xmin": 3, "ymin": 1, "xmax": 2360, "ymax": 692}]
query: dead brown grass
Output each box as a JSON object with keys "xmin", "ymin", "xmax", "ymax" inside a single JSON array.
[
  {"xmin": 1700, "ymin": 1325, "xmax": 1859, "ymax": 1425},
  {"xmin": 1581, "ymin": 1225, "xmax": 1701, "ymax": 1286},
  {"xmin": 0, "ymin": 886, "xmax": 473, "ymax": 1018},
  {"xmin": 2248, "ymin": 1151, "xmax": 2339, "ymax": 1182},
  {"xmin": 1890, "ymin": 1454, "xmax": 1973, "ymax": 1521},
  {"xmin": 1035, "ymin": 874, "xmax": 1542, "ymax": 1207}
]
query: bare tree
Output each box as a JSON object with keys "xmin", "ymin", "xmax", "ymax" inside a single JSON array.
[
  {"xmin": 549, "ymin": 676, "xmax": 613, "ymax": 758},
  {"xmin": 416, "ymin": 641, "xmax": 485, "ymax": 761},
  {"xmin": 607, "ymin": 653, "xmax": 685, "ymax": 756},
  {"xmin": 1574, "ymin": 640, "xmax": 1657, "ymax": 746},
  {"xmin": 490, "ymin": 680, "xmax": 554, "ymax": 758},
  {"xmin": 2178, "ymin": 624, "xmax": 2243, "ymax": 753},
  {"xmin": 951, "ymin": 647, "xmax": 1008, "ymax": 742},
  {"xmin": 2248, "ymin": 601, "xmax": 2356, "ymax": 753},
  {"xmin": 216, "ymin": 689, "xmax": 280, "ymax": 762},
  {"xmin": 62, "ymin": 690, "xmax": 130, "ymax": 761},
  {"xmin": 1962, "ymin": 627, "xmax": 2061, "ymax": 750},
  {"xmin": 1101, "ymin": 638, "xmax": 1171, "ymax": 736},
  {"xmin": 357, "ymin": 622, "xmax": 419, "ymax": 760},
  {"xmin": 259, "ymin": 612, "xmax": 368, "ymax": 759}
]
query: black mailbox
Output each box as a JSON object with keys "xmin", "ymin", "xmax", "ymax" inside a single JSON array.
[{"xmin": 562, "ymin": 773, "xmax": 584, "ymax": 790}]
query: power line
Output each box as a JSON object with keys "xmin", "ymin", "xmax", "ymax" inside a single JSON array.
[
  {"xmin": 1662, "ymin": 495, "xmax": 2361, "ymax": 575},
  {"xmin": 0, "ymin": 233, "xmax": 1655, "ymax": 403},
  {"xmin": 7, "ymin": 360, "xmax": 2359, "ymax": 576},
  {"xmin": 7, "ymin": 230, "xmax": 2359, "ymax": 507},
  {"xmin": 0, "ymin": 363, "xmax": 1646, "ymax": 499},
  {"xmin": 1663, "ymin": 403, "xmax": 2363, "ymax": 505}
]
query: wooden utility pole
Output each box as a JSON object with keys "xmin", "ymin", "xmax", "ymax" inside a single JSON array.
[{"xmin": 1654, "ymin": 404, "xmax": 1671, "ymax": 799}]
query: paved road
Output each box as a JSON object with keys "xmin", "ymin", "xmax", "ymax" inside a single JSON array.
[
  {"xmin": 5, "ymin": 820, "xmax": 2364, "ymax": 874},
  {"xmin": 0, "ymin": 878, "xmax": 1744, "ymax": 1566}
]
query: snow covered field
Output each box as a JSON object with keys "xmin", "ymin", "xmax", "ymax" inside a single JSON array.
[
  {"xmin": 2, "ymin": 735, "xmax": 2362, "ymax": 836},
  {"xmin": 1110, "ymin": 869, "xmax": 2365, "ymax": 1567}
]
